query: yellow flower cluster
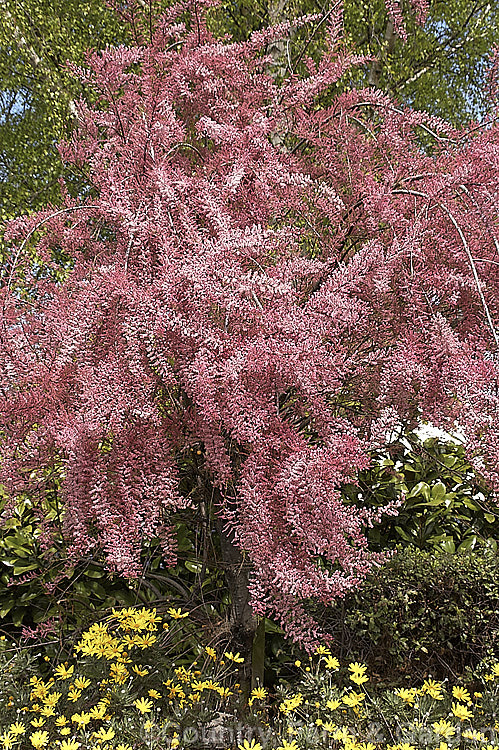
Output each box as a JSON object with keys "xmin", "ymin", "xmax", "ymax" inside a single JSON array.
[
  {"xmin": 3, "ymin": 615, "xmax": 499, "ymax": 750},
  {"xmin": 0, "ymin": 606, "xmax": 226, "ymax": 750},
  {"xmin": 268, "ymin": 654, "xmax": 499, "ymax": 750},
  {"xmin": 279, "ymin": 694, "xmax": 304, "ymax": 714}
]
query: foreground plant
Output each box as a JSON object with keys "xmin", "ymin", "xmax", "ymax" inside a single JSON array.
[
  {"xmin": 3, "ymin": 618, "xmax": 499, "ymax": 750},
  {"xmin": 0, "ymin": 606, "xmax": 248, "ymax": 749},
  {"xmin": 1, "ymin": 0, "xmax": 499, "ymax": 653}
]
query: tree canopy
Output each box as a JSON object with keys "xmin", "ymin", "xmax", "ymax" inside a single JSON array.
[
  {"xmin": 0, "ymin": 0, "xmax": 127, "ymax": 218},
  {"xmin": 1, "ymin": 1, "xmax": 499, "ymax": 649}
]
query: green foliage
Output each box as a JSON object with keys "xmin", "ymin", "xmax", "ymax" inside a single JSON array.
[
  {"xmin": 342, "ymin": 434, "xmax": 499, "ymax": 553},
  {"xmin": 0, "ymin": 490, "xmax": 147, "ymax": 644},
  {"xmin": 343, "ymin": 0, "xmax": 499, "ymax": 123},
  {"xmin": 320, "ymin": 546, "xmax": 499, "ymax": 682},
  {"xmin": 0, "ymin": 0, "xmax": 128, "ymax": 218},
  {"xmin": 0, "ymin": 485, "xmax": 230, "ymax": 651},
  {"xmin": 209, "ymin": 0, "xmax": 499, "ymax": 126}
]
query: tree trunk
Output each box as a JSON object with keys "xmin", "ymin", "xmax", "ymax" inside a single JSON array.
[
  {"xmin": 368, "ymin": 19, "xmax": 395, "ymax": 89},
  {"xmin": 215, "ymin": 517, "xmax": 261, "ymax": 701}
]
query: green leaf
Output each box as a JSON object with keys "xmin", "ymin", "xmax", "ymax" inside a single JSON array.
[
  {"xmin": 440, "ymin": 539, "xmax": 456, "ymax": 554},
  {"xmin": 407, "ymin": 482, "xmax": 430, "ymax": 501},
  {"xmin": 395, "ymin": 526, "xmax": 412, "ymax": 541},
  {"xmin": 11, "ymin": 608, "xmax": 27, "ymax": 626},
  {"xmin": 458, "ymin": 535, "xmax": 477, "ymax": 552},
  {"xmin": 185, "ymin": 560, "xmax": 202, "ymax": 573},
  {"xmin": 83, "ymin": 568, "xmax": 105, "ymax": 578},
  {"xmin": 460, "ymin": 497, "xmax": 479, "ymax": 511},
  {"xmin": 0, "ymin": 600, "xmax": 14, "ymax": 618},
  {"xmin": 12, "ymin": 562, "xmax": 39, "ymax": 575},
  {"xmin": 430, "ymin": 482, "xmax": 447, "ymax": 502}
]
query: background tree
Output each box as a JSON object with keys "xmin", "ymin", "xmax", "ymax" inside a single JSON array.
[
  {"xmin": 0, "ymin": 0, "xmax": 127, "ymax": 218},
  {"xmin": 1, "ymin": 0, "xmax": 497, "ymax": 218},
  {"xmin": 211, "ymin": 0, "xmax": 499, "ymax": 124}
]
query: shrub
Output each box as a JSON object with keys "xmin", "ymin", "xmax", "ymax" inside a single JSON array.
[
  {"xmin": 319, "ymin": 546, "xmax": 499, "ymax": 682},
  {"xmin": 342, "ymin": 435, "xmax": 499, "ymax": 554}
]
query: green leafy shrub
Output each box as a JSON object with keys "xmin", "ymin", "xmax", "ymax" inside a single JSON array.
[
  {"xmin": 319, "ymin": 546, "xmax": 499, "ymax": 682},
  {"xmin": 342, "ymin": 434, "xmax": 499, "ymax": 553}
]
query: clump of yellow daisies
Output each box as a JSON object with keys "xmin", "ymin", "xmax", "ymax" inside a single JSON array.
[
  {"xmin": 0, "ymin": 606, "xmax": 248, "ymax": 750},
  {"xmin": 2, "ymin": 613, "xmax": 499, "ymax": 750},
  {"xmin": 264, "ymin": 648, "xmax": 499, "ymax": 750}
]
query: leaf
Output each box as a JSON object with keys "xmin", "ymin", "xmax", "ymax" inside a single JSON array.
[
  {"xmin": 11, "ymin": 608, "xmax": 27, "ymax": 626},
  {"xmin": 440, "ymin": 539, "xmax": 456, "ymax": 554},
  {"xmin": 0, "ymin": 600, "xmax": 14, "ymax": 618},
  {"xmin": 12, "ymin": 562, "xmax": 39, "ymax": 575},
  {"xmin": 430, "ymin": 482, "xmax": 446, "ymax": 502},
  {"xmin": 407, "ymin": 482, "xmax": 430, "ymax": 501},
  {"xmin": 83, "ymin": 568, "xmax": 105, "ymax": 578},
  {"xmin": 458, "ymin": 535, "xmax": 477, "ymax": 552},
  {"xmin": 395, "ymin": 526, "xmax": 412, "ymax": 541},
  {"xmin": 185, "ymin": 560, "xmax": 202, "ymax": 573},
  {"xmin": 460, "ymin": 497, "xmax": 479, "ymax": 511}
]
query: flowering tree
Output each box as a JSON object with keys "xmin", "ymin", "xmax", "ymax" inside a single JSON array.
[{"xmin": 1, "ymin": 0, "xmax": 499, "ymax": 656}]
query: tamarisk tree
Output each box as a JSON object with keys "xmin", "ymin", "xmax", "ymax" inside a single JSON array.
[{"xmin": 1, "ymin": 1, "xmax": 499, "ymax": 653}]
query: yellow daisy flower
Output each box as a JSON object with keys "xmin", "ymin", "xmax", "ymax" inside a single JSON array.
[
  {"xmin": 71, "ymin": 712, "xmax": 91, "ymax": 729},
  {"xmin": 432, "ymin": 719, "xmax": 456, "ymax": 738},
  {"xmin": 395, "ymin": 688, "xmax": 417, "ymax": 705},
  {"xmin": 421, "ymin": 679, "xmax": 444, "ymax": 700},
  {"xmin": 324, "ymin": 656, "xmax": 340, "ymax": 670},
  {"xmin": 348, "ymin": 662, "xmax": 367, "ymax": 675},
  {"xmin": 342, "ymin": 692, "xmax": 366, "ymax": 708},
  {"xmin": 224, "ymin": 651, "xmax": 245, "ymax": 663},
  {"xmin": 93, "ymin": 728, "xmax": 115, "ymax": 742},
  {"xmin": 0, "ymin": 732, "xmax": 15, "ymax": 750},
  {"xmin": 134, "ymin": 697, "xmax": 153, "ymax": 714},
  {"xmin": 73, "ymin": 677, "xmax": 91, "ymax": 690},
  {"xmin": 29, "ymin": 731, "xmax": 49, "ymax": 749},
  {"xmin": 326, "ymin": 699, "xmax": 341, "ymax": 710},
  {"xmin": 277, "ymin": 741, "xmax": 299, "ymax": 750},
  {"xmin": 8, "ymin": 723, "xmax": 26, "ymax": 737},
  {"xmin": 132, "ymin": 664, "xmax": 149, "ymax": 676},
  {"xmin": 452, "ymin": 686, "xmax": 471, "ymax": 703},
  {"xmin": 167, "ymin": 608, "xmax": 188, "ymax": 619},
  {"xmin": 60, "ymin": 740, "xmax": 80, "ymax": 750},
  {"xmin": 54, "ymin": 664, "xmax": 74, "ymax": 680},
  {"xmin": 251, "ymin": 687, "xmax": 267, "ymax": 700},
  {"xmin": 451, "ymin": 702, "xmax": 473, "ymax": 722},
  {"xmin": 238, "ymin": 740, "xmax": 262, "ymax": 750}
]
